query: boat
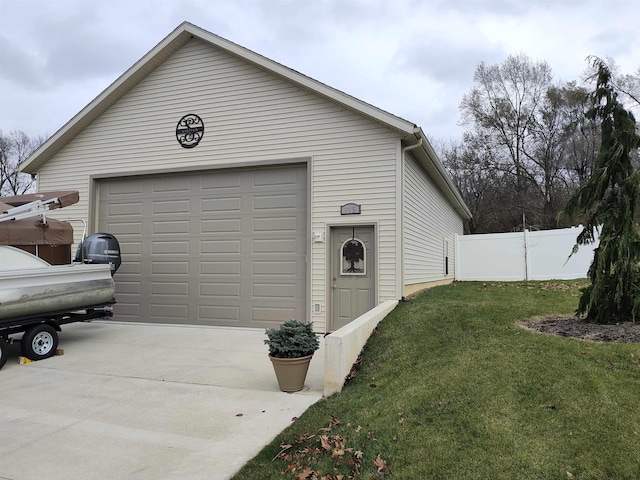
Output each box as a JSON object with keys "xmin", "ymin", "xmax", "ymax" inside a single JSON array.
[
  {"xmin": 0, "ymin": 191, "xmax": 121, "ymax": 367},
  {"xmin": 0, "ymin": 245, "xmax": 115, "ymax": 321}
]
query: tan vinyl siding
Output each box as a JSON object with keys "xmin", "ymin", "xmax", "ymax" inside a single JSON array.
[
  {"xmin": 37, "ymin": 37, "xmax": 401, "ymax": 331},
  {"xmin": 403, "ymin": 154, "xmax": 464, "ymax": 286}
]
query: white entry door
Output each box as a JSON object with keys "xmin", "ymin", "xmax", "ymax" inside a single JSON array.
[{"xmin": 330, "ymin": 226, "xmax": 375, "ymax": 331}]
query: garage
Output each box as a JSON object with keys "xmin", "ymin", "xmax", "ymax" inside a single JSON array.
[
  {"xmin": 97, "ymin": 164, "xmax": 307, "ymax": 328},
  {"xmin": 21, "ymin": 22, "xmax": 471, "ymax": 332}
]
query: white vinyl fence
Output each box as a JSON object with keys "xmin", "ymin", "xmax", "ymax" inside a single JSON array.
[{"xmin": 455, "ymin": 226, "xmax": 598, "ymax": 281}]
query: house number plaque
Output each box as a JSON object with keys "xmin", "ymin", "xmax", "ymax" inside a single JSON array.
[{"xmin": 340, "ymin": 203, "xmax": 361, "ymax": 215}]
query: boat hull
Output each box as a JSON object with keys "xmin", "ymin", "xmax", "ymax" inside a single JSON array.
[{"xmin": 0, "ymin": 264, "xmax": 115, "ymax": 321}]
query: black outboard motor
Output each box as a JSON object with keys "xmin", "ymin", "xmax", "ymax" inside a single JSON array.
[{"xmin": 75, "ymin": 233, "xmax": 121, "ymax": 275}]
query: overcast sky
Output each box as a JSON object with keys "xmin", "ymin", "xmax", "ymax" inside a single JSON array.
[{"xmin": 1, "ymin": 0, "xmax": 638, "ymax": 144}]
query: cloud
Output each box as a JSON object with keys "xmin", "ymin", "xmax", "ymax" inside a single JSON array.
[
  {"xmin": 394, "ymin": 39, "xmax": 505, "ymax": 86},
  {"xmin": 0, "ymin": 0, "xmax": 176, "ymax": 91},
  {"xmin": 0, "ymin": 35, "xmax": 46, "ymax": 88},
  {"xmin": 589, "ymin": 26, "xmax": 639, "ymax": 62},
  {"xmin": 0, "ymin": 0, "xmax": 638, "ymax": 142}
]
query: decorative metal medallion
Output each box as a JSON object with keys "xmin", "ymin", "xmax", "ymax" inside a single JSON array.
[{"xmin": 176, "ymin": 114, "xmax": 204, "ymax": 148}]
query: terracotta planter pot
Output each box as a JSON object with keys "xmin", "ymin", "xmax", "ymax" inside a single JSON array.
[{"xmin": 269, "ymin": 354, "xmax": 313, "ymax": 392}]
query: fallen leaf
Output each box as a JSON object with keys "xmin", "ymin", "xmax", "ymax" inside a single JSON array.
[
  {"xmin": 374, "ymin": 454, "xmax": 387, "ymax": 472},
  {"xmin": 355, "ymin": 450, "xmax": 364, "ymax": 459},
  {"xmin": 332, "ymin": 448, "xmax": 345, "ymax": 458},
  {"xmin": 292, "ymin": 416, "xmax": 298, "ymax": 421},
  {"xmin": 297, "ymin": 468, "xmax": 314, "ymax": 480},
  {"xmin": 235, "ymin": 413, "xmax": 243, "ymax": 417},
  {"xmin": 329, "ymin": 415, "xmax": 342, "ymax": 426},
  {"xmin": 320, "ymin": 435, "xmax": 332, "ymax": 451}
]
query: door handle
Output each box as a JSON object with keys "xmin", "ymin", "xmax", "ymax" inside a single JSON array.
[{"xmin": 332, "ymin": 284, "xmax": 337, "ymax": 289}]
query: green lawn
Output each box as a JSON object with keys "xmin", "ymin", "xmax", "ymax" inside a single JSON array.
[{"xmin": 233, "ymin": 282, "xmax": 640, "ymax": 479}]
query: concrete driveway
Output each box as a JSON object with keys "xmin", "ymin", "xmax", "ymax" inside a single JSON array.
[{"xmin": 0, "ymin": 321, "xmax": 324, "ymax": 480}]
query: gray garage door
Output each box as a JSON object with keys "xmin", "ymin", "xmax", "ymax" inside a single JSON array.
[{"xmin": 98, "ymin": 165, "xmax": 307, "ymax": 328}]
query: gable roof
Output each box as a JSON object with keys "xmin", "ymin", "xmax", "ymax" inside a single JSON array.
[{"xmin": 20, "ymin": 22, "xmax": 471, "ymax": 219}]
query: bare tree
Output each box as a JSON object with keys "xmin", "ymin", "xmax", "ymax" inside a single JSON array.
[
  {"xmin": 460, "ymin": 54, "xmax": 552, "ymax": 196},
  {"xmin": 439, "ymin": 137, "xmax": 513, "ymax": 233},
  {"xmin": 453, "ymin": 55, "xmax": 602, "ymax": 232},
  {"xmin": 0, "ymin": 130, "xmax": 45, "ymax": 196}
]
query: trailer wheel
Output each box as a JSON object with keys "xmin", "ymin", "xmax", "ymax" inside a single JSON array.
[
  {"xmin": 22, "ymin": 324, "xmax": 58, "ymax": 361},
  {"xmin": 0, "ymin": 338, "xmax": 7, "ymax": 370}
]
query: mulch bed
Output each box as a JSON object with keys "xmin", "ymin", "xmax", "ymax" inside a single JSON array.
[{"xmin": 519, "ymin": 315, "xmax": 640, "ymax": 343}]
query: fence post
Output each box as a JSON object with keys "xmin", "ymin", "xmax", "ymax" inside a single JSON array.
[
  {"xmin": 523, "ymin": 228, "xmax": 530, "ymax": 283},
  {"xmin": 454, "ymin": 233, "xmax": 460, "ymax": 280}
]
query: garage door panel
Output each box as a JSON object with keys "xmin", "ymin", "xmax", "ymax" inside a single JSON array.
[
  {"xmin": 152, "ymin": 241, "xmax": 189, "ymax": 254},
  {"xmin": 115, "ymin": 302, "xmax": 140, "ymax": 318},
  {"xmin": 117, "ymin": 261, "xmax": 142, "ymax": 275},
  {"xmin": 108, "ymin": 222, "xmax": 143, "ymax": 235},
  {"xmin": 107, "ymin": 181, "xmax": 144, "ymax": 195},
  {"xmin": 253, "ymin": 283, "xmax": 298, "ymax": 299},
  {"xmin": 199, "ymin": 305, "xmax": 240, "ymax": 322},
  {"xmin": 109, "ymin": 202, "xmax": 143, "ymax": 216},
  {"xmin": 150, "ymin": 303, "xmax": 188, "ymax": 320},
  {"xmin": 153, "ymin": 220, "xmax": 190, "ymax": 234},
  {"xmin": 153, "ymin": 199, "xmax": 190, "ymax": 214},
  {"xmin": 116, "ymin": 281, "xmax": 141, "ymax": 295},
  {"xmin": 253, "ymin": 216, "xmax": 298, "ymax": 232},
  {"xmin": 200, "ymin": 261, "xmax": 241, "ymax": 275},
  {"xmin": 253, "ymin": 261, "xmax": 297, "ymax": 276},
  {"xmin": 254, "ymin": 193, "xmax": 299, "ymax": 210},
  {"xmin": 253, "ymin": 168, "xmax": 298, "ymax": 187},
  {"xmin": 199, "ymin": 282, "xmax": 241, "ymax": 298},
  {"xmin": 99, "ymin": 164, "xmax": 306, "ymax": 328},
  {"xmin": 153, "ymin": 176, "xmax": 191, "ymax": 193},
  {"xmin": 201, "ymin": 218, "xmax": 242, "ymax": 234},
  {"xmin": 119, "ymin": 241, "xmax": 142, "ymax": 255},
  {"xmin": 252, "ymin": 306, "xmax": 298, "ymax": 323},
  {"xmin": 202, "ymin": 172, "xmax": 242, "ymax": 190},
  {"xmin": 201, "ymin": 197, "xmax": 242, "ymax": 212},
  {"xmin": 253, "ymin": 238, "xmax": 298, "ymax": 254},
  {"xmin": 151, "ymin": 282, "xmax": 189, "ymax": 296},
  {"xmin": 151, "ymin": 261, "xmax": 189, "ymax": 275},
  {"xmin": 200, "ymin": 239, "xmax": 242, "ymax": 254}
]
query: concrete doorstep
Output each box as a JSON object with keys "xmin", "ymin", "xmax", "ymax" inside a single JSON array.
[{"xmin": 0, "ymin": 321, "xmax": 324, "ymax": 480}]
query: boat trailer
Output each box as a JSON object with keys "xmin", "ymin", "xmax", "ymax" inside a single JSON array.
[{"xmin": 0, "ymin": 304, "xmax": 114, "ymax": 370}]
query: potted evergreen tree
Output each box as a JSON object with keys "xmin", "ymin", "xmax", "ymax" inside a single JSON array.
[{"xmin": 264, "ymin": 319, "xmax": 320, "ymax": 392}]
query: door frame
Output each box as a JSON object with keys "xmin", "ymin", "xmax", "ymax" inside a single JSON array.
[{"xmin": 327, "ymin": 222, "xmax": 378, "ymax": 332}]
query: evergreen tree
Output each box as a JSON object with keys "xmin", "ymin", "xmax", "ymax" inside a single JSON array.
[{"xmin": 562, "ymin": 58, "xmax": 640, "ymax": 324}]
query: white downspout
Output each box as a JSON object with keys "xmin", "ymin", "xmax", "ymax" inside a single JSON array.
[{"xmin": 400, "ymin": 138, "xmax": 423, "ymax": 300}]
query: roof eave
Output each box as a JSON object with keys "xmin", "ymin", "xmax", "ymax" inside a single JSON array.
[{"xmin": 408, "ymin": 128, "xmax": 472, "ymax": 220}]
